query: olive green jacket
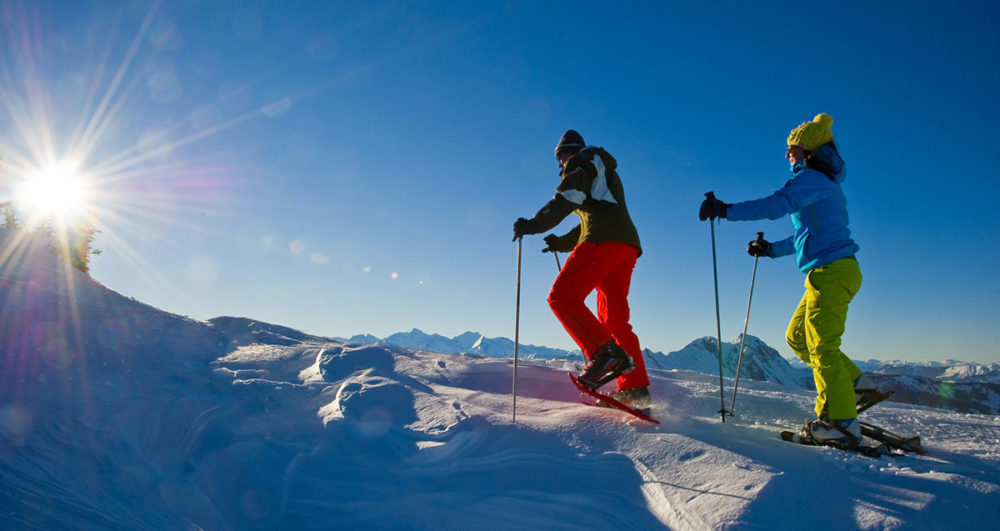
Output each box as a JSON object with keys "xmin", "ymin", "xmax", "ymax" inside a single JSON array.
[{"xmin": 524, "ymin": 146, "xmax": 641, "ymax": 255}]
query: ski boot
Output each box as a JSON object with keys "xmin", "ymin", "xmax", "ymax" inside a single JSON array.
[
  {"xmin": 803, "ymin": 417, "xmax": 861, "ymax": 447},
  {"xmin": 577, "ymin": 341, "xmax": 635, "ymax": 391}
]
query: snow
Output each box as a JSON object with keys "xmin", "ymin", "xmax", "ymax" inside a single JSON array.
[{"xmin": 3, "ymin": 227, "xmax": 1000, "ymax": 529}]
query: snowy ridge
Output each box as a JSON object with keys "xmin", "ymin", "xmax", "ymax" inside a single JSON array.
[
  {"xmin": 210, "ymin": 316, "xmax": 327, "ymax": 348},
  {"xmin": 0, "ymin": 230, "xmax": 225, "ymax": 364}
]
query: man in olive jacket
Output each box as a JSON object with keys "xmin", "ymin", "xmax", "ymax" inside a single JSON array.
[{"xmin": 513, "ymin": 130, "xmax": 650, "ymax": 408}]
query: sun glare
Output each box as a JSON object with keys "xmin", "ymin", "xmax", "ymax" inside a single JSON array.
[{"xmin": 16, "ymin": 164, "xmax": 90, "ymax": 221}]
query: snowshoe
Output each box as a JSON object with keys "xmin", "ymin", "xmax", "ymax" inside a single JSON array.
[
  {"xmin": 569, "ymin": 374, "xmax": 658, "ymax": 424},
  {"xmin": 860, "ymin": 422, "xmax": 924, "ymax": 454},
  {"xmin": 853, "ymin": 374, "xmax": 896, "ymax": 414},
  {"xmin": 780, "ymin": 427, "xmax": 893, "ymax": 458},
  {"xmin": 856, "ymin": 389, "xmax": 894, "ymax": 414}
]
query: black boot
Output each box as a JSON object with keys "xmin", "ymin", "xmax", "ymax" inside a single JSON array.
[
  {"xmin": 578, "ymin": 341, "xmax": 635, "ymax": 391},
  {"xmin": 596, "ymin": 385, "xmax": 652, "ymax": 412}
]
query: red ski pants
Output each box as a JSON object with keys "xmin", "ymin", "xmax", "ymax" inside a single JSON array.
[{"xmin": 547, "ymin": 241, "xmax": 649, "ymax": 391}]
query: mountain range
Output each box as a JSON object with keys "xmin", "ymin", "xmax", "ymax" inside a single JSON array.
[
  {"xmin": 343, "ymin": 327, "xmax": 1000, "ymax": 414},
  {"xmin": 347, "ymin": 328, "xmax": 574, "ymax": 360}
]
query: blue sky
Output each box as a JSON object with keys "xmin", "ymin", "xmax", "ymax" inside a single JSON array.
[{"xmin": 1, "ymin": 1, "xmax": 997, "ymax": 363}]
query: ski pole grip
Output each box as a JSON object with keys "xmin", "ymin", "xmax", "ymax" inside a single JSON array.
[
  {"xmin": 705, "ymin": 191, "xmax": 715, "ymax": 200},
  {"xmin": 756, "ymin": 231, "xmax": 765, "ymax": 242}
]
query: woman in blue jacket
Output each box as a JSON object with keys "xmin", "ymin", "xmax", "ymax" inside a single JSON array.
[{"xmin": 699, "ymin": 113, "xmax": 874, "ymax": 445}]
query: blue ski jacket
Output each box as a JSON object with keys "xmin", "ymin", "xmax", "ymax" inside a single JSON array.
[{"xmin": 726, "ymin": 144, "xmax": 859, "ymax": 273}]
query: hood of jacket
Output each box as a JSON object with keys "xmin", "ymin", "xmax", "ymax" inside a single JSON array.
[
  {"xmin": 796, "ymin": 143, "xmax": 846, "ymax": 184},
  {"xmin": 574, "ymin": 146, "xmax": 617, "ymax": 172}
]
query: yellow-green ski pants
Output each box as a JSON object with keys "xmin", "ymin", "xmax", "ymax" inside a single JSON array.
[{"xmin": 786, "ymin": 257, "xmax": 863, "ymax": 420}]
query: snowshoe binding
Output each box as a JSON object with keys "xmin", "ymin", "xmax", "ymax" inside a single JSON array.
[
  {"xmin": 853, "ymin": 374, "xmax": 895, "ymax": 414},
  {"xmin": 595, "ymin": 385, "xmax": 652, "ymax": 416},
  {"xmin": 856, "ymin": 389, "xmax": 894, "ymax": 414},
  {"xmin": 569, "ymin": 374, "xmax": 658, "ymax": 424},
  {"xmin": 803, "ymin": 417, "xmax": 862, "ymax": 447}
]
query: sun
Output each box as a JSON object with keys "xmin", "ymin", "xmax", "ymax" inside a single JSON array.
[{"xmin": 15, "ymin": 163, "xmax": 91, "ymax": 223}]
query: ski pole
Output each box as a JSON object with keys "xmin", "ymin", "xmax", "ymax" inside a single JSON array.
[
  {"xmin": 554, "ymin": 251, "xmax": 562, "ymax": 271},
  {"xmin": 706, "ymin": 192, "xmax": 726, "ymax": 423},
  {"xmin": 512, "ymin": 236, "xmax": 523, "ymax": 423},
  {"xmin": 730, "ymin": 231, "xmax": 764, "ymax": 416}
]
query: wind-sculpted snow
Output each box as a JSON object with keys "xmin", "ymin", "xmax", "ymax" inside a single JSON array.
[{"xmin": 210, "ymin": 344, "xmax": 672, "ymax": 528}]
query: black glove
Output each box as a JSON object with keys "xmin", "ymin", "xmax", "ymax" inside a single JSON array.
[
  {"xmin": 699, "ymin": 196, "xmax": 730, "ymax": 221},
  {"xmin": 513, "ymin": 218, "xmax": 531, "ymax": 241},
  {"xmin": 747, "ymin": 238, "xmax": 773, "ymax": 257},
  {"xmin": 542, "ymin": 234, "xmax": 560, "ymax": 253}
]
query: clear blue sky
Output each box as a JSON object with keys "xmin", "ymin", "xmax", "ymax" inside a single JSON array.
[{"xmin": 1, "ymin": 1, "xmax": 997, "ymax": 363}]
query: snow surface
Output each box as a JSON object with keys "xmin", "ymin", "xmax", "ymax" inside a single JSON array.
[{"xmin": 3, "ymin": 228, "xmax": 1000, "ymax": 529}]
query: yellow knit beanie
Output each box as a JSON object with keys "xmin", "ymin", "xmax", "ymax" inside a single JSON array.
[{"xmin": 787, "ymin": 113, "xmax": 834, "ymax": 151}]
